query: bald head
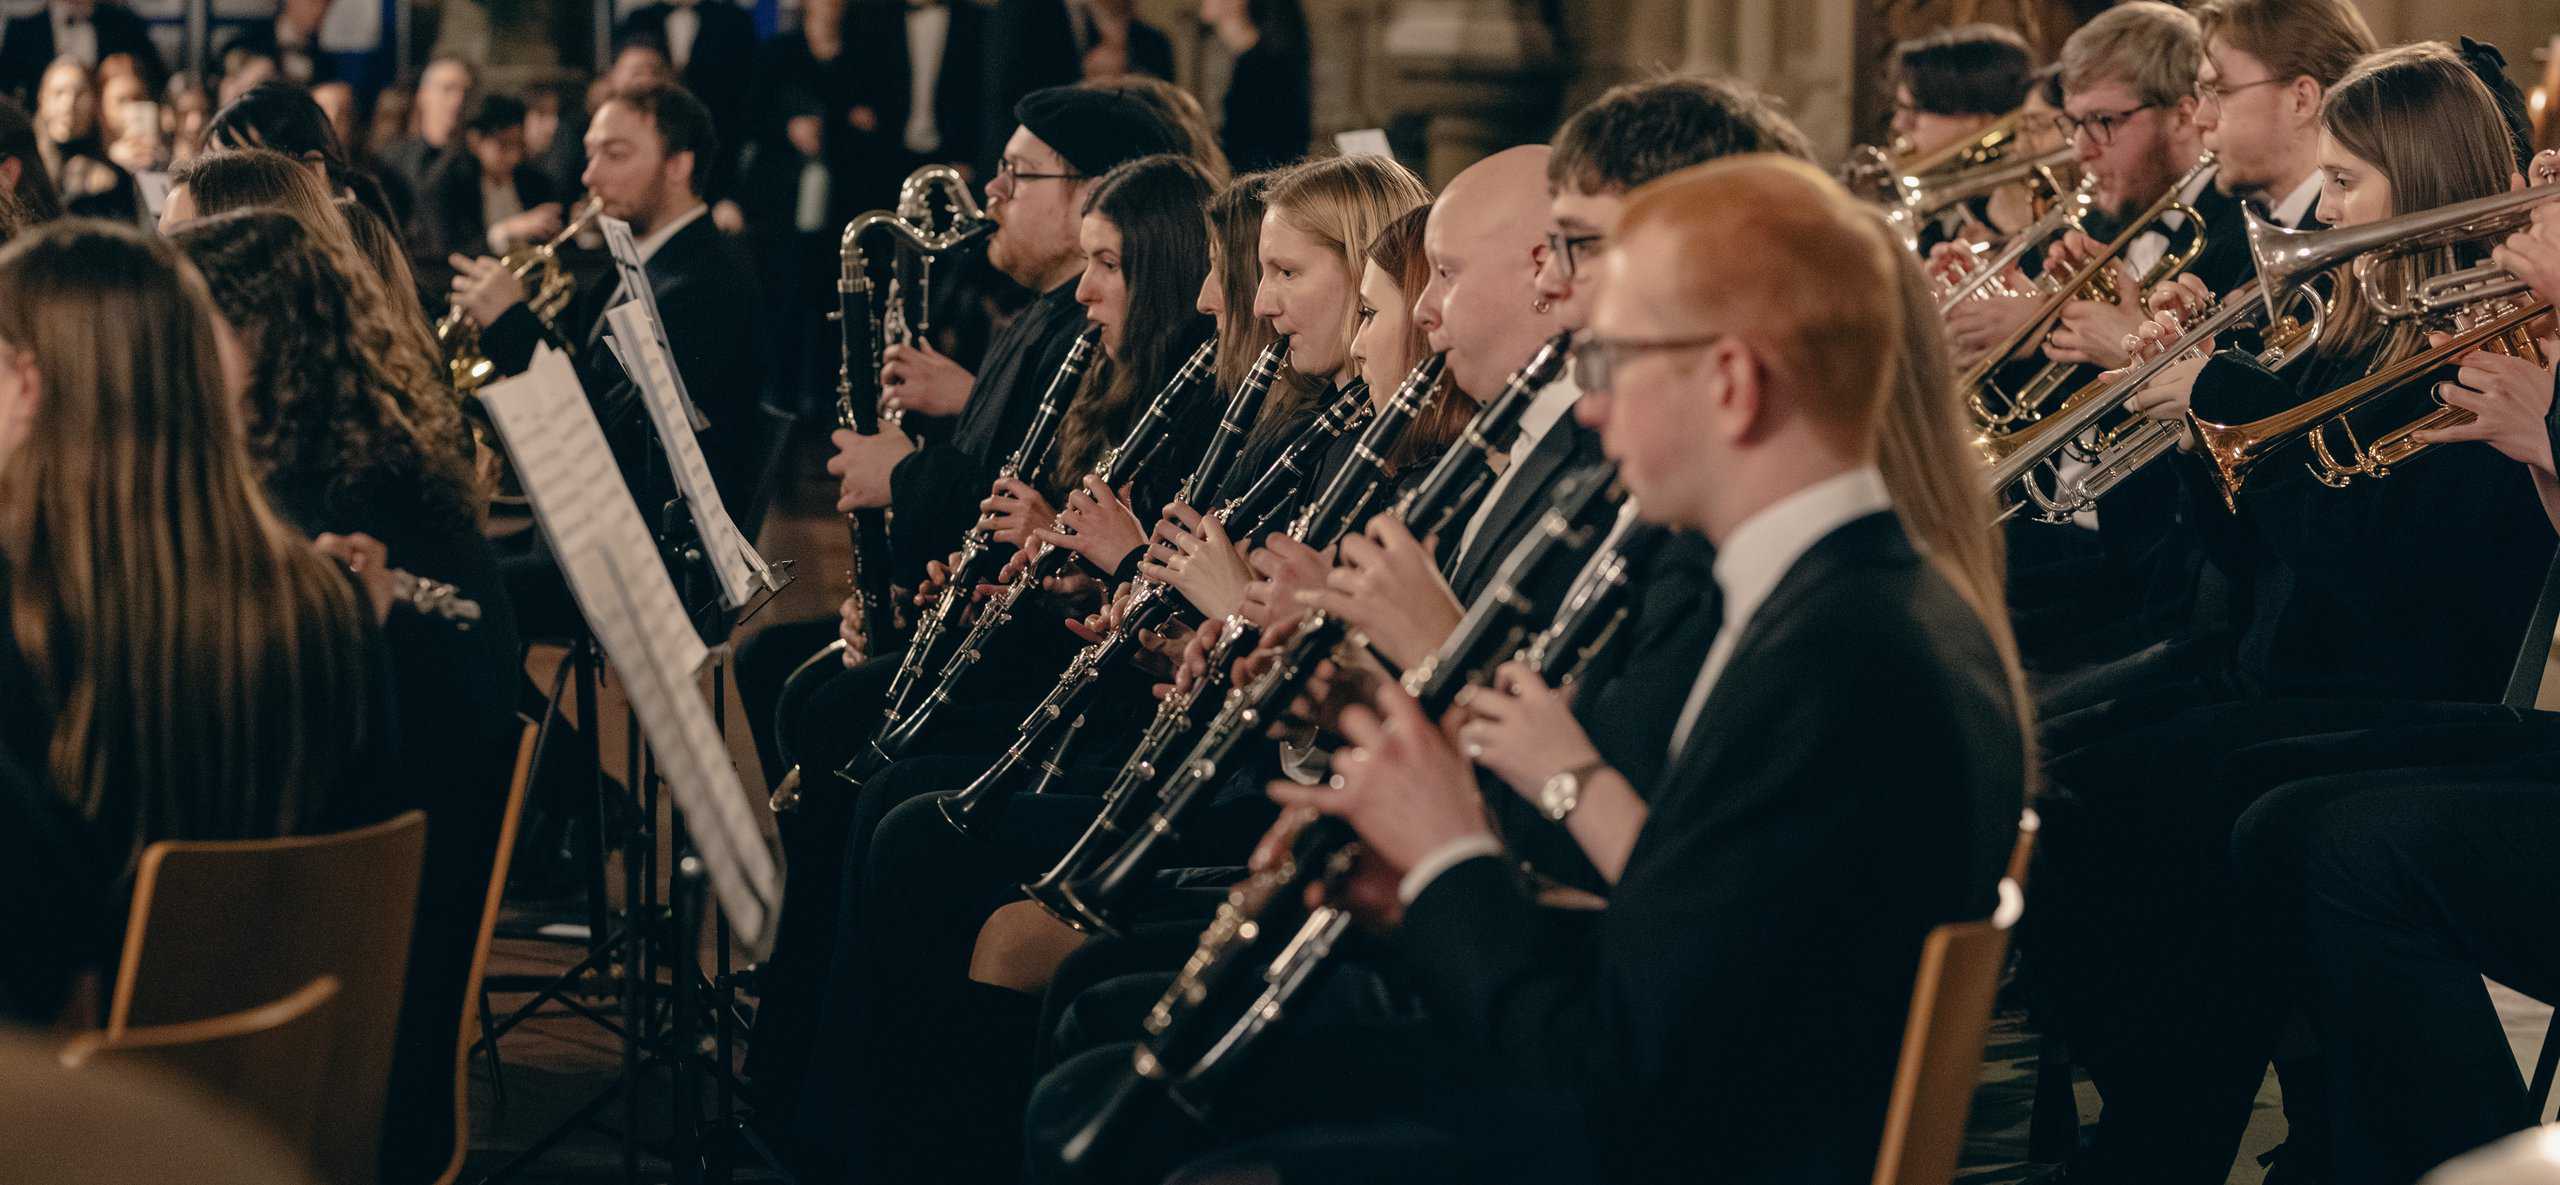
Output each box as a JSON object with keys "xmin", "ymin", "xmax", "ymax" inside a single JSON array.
[{"xmin": 1413, "ymin": 145, "xmax": 1564, "ymax": 399}]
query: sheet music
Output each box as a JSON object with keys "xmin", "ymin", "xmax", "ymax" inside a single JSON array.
[
  {"xmin": 477, "ymin": 347, "xmax": 708, "ymax": 677},
  {"xmin": 595, "ymin": 549, "xmax": 782, "ymax": 958},
  {"xmin": 606, "ymin": 302, "xmax": 781, "ymax": 609},
  {"xmin": 479, "ymin": 349, "xmax": 779, "ymax": 954},
  {"xmin": 599, "ymin": 214, "xmax": 710, "ymax": 430}
]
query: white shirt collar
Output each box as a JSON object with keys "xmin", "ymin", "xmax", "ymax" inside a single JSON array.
[
  {"xmin": 1708, "ymin": 465, "xmax": 1892, "ymax": 635},
  {"xmin": 2270, "ymin": 169, "xmax": 2322, "ymax": 229},
  {"xmin": 634, "ymin": 201, "xmax": 709, "ymax": 263}
]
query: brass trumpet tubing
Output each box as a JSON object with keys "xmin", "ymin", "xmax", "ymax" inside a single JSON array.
[
  {"xmin": 2246, "ymin": 180, "xmax": 2560, "ymax": 321},
  {"xmin": 2191, "ymin": 298, "xmax": 2554, "ymax": 508},
  {"xmin": 1937, "ymin": 180, "xmax": 2094, "ymax": 313}
]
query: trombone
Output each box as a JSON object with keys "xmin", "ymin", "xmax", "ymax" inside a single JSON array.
[
  {"xmin": 2190, "ymin": 176, "xmax": 2560, "ymax": 505},
  {"xmin": 1958, "ymin": 154, "xmax": 2217, "ymax": 430},
  {"xmin": 1884, "ymin": 146, "xmax": 2084, "ymax": 258}
]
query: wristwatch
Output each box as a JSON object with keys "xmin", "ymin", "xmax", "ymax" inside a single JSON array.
[{"xmin": 1537, "ymin": 759, "xmax": 1607, "ymax": 823}]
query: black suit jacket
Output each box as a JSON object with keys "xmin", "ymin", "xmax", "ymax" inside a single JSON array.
[
  {"xmin": 1444, "ymin": 412, "xmax": 1609, "ymax": 604},
  {"xmin": 0, "ymin": 3, "xmax": 164, "ymax": 108},
  {"xmin": 619, "ymin": 2, "xmax": 758, "ymax": 190},
  {"xmin": 410, "ymin": 154, "xmax": 560, "ymax": 295},
  {"xmin": 1399, "ymin": 511, "xmax": 2025, "ymax": 1185},
  {"xmin": 844, "ymin": 0, "xmax": 984, "ymax": 184},
  {"xmin": 482, "ymin": 211, "xmax": 768, "ymax": 511}
]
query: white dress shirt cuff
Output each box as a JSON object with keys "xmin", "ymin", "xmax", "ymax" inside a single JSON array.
[{"xmin": 1398, "ymin": 834, "xmax": 1503, "ymax": 905}]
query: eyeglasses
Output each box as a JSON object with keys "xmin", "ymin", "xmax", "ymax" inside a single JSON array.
[
  {"xmin": 995, "ymin": 159, "xmax": 1084, "ymax": 186},
  {"xmin": 1568, "ymin": 332, "xmax": 1725, "ymax": 393},
  {"xmin": 1542, "ymin": 229, "xmax": 1607, "ymax": 281},
  {"xmin": 2194, "ymin": 76, "xmax": 2285, "ymax": 106},
  {"xmin": 2055, "ymin": 103, "xmax": 2159, "ymax": 147}
]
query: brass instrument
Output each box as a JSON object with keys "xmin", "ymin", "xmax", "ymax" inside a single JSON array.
[
  {"xmin": 438, "ymin": 195, "xmax": 606, "ymax": 394},
  {"xmin": 1884, "ymin": 145, "xmax": 2081, "ymax": 256},
  {"xmin": 1982, "ymin": 279, "xmax": 2326, "ymax": 523},
  {"xmin": 1843, "ymin": 109, "xmax": 2033, "ymax": 200},
  {"xmin": 1934, "ymin": 169, "xmax": 2096, "ymax": 312},
  {"xmin": 2187, "ymin": 169, "xmax": 2560, "ymax": 506},
  {"xmin": 2190, "ymin": 299, "xmax": 2553, "ymax": 508},
  {"xmin": 1959, "ymin": 155, "xmax": 2217, "ymax": 430}
]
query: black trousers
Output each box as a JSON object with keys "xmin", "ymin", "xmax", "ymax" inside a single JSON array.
[
  {"xmin": 2233, "ymin": 745, "xmax": 2560, "ymax": 1185},
  {"xmin": 2024, "ymin": 697, "xmax": 2547, "ymax": 1184}
]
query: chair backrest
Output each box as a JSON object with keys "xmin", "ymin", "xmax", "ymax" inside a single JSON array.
[
  {"xmin": 430, "ymin": 723, "xmax": 537, "ymax": 1185},
  {"xmin": 109, "ymin": 810, "xmax": 429, "ymax": 1185},
  {"xmin": 1871, "ymin": 809, "xmax": 2039, "ymax": 1185},
  {"xmin": 62, "ymin": 975, "xmax": 341, "ymax": 1160}
]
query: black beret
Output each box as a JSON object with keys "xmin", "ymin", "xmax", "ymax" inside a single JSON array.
[{"xmin": 1013, "ymin": 85, "xmax": 1186, "ymax": 180}]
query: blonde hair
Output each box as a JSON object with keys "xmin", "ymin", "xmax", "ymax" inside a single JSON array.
[
  {"xmin": 1262, "ymin": 154, "xmax": 1434, "ymax": 389},
  {"xmin": 2060, "ymin": 2, "xmax": 2201, "ymax": 109},
  {"xmin": 2192, "ymin": 0, "xmax": 2376, "ymax": 92},
  {"xmin": 1615, "ymin": 154, "xmax": 1902, "ymax": 454},
  {"xmin": 0, "ymin": 221, "xmax": 374, "ymax": 872}
]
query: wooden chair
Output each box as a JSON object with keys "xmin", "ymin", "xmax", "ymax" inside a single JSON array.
[
  {"xmin": 61, "ymin": 975, "xmax": 341, "ymax": 1158},
  {"xmin": 109, "ymin": 810, "xmax": 429, "ymax": 1185},
  {"xmin": 433, "ymin": 723, "xmax": 538, "ymax": 1185},
  {"xmin": 1873, "ymin": 809, "xmax": 2040, "ymax": 1185},
  {"xmin": 4, "ymin": 1030, "xmax": 324, "ymax": 1185}
]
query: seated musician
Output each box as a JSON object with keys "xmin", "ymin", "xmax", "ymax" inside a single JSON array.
[
  {"xmin": 1064, "ymin": 154, "xmax": 2027, "ymax": 1185},
  {"xmin": 741, "ymin": 84, "xmax": 1192, "ymax": 1122},
  {"xmin": 2226, "ymin": 208, "xmax": 2560, "ymax": 1184},
  {"xmin": 2020, "ymin": 40, "xmax": 2560, "ymax": 1185},
  {"xmin": 1889, "ymin": 23, "xmax": 2035, "ymax": 252},
  {"xmin": 1964, "ymin": 3, "xmax": 2251, "ymax": 678}
]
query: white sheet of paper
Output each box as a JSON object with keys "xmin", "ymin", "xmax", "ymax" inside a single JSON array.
[
  {"xmin": 477, "ymin": 347, "xmax": 707, "ymax": 676},
  {"xmin": 592, "ymin": 549, "xmax": 782, "ymax": 957},
  {"xmin": 1334, "ymin": 129, "xmax": 1394, "ymax": 159},
  {"xmin": 599, "ymin": 214, "xmax": 709, "ymax": 430},
  {"xmin": 479, "ymin": 348, "xmax": 779, "ymax": 953},
  {"xmin": 606, "ymin": 301, "xmax": 778, "ymax": 609}
]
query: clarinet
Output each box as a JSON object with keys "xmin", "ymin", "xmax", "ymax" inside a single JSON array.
[
  {"xmin": 1036, "ymin": 353, "xmax": 1450, "ymax": 932},
  {"xmin": 846, "ymin": 335, "xmax": 1218, "ymax": 785},
  {"xmin": 1055, "ymin": 468, "xmax": 1631, "ymax": 1173},
  {"xmin": 879, "ymin": 327, "xmax": 1101, "ymax": 727},
  {"xmin": 935, "ymin": 340, "xmax": 1291, "ymax": 835},
  {"xmin": 1038, "ymin": 339, "xmax": 1575, "ymax": 932},
  {"xmin": 1016, "ymin": 386, "xmax": 1375, "ymax": 901}
]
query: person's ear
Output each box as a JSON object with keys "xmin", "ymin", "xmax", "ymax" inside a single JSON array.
[
  {"xmin": 2289, "ymin": 78, "xmax": 2323, "ymax": 125},
  {"xmin": 1702, "ymin": 339, "xmax": 1760, "ymax": 444}
]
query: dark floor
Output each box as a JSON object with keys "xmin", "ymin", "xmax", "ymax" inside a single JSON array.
[{"xmin": 459, "ymin": 425, "xmax": 2560, "ymax": 1185}]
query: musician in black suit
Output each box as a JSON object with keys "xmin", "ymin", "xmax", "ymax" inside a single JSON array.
[
  {"xmin": 618, "ymin": 0, "xmax": 757, "ymax": 194},
  {"xmin": 410, "ymin": 94, "xmax": 563, "ymax": 298},
  {"xmin": 1026, "ymin": 154, "xmax": 2025, "ymax": 1185},
  {"xmin": 0, "ymin": 0, "xmax": 163, "ymax": 111},
  {"xmin": 844, "ymin": 0, "xmax": 985, "ymax": 202},
  {"xmin": 2018, "ymin": 40, "xmax": 2560, "ymax": 1185},
  {"xmin": 448, "ymin": 82, "xmax": 766, "ymax": 544}
]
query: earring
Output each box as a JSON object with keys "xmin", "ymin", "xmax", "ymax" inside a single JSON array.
[{"xmin": 1533, "ymin": 297, "xmax": 1553, "ymax": 314}]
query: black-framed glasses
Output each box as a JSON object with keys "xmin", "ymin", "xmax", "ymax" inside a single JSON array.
[
  {"xmin": 2056, "ymin": 103, "xmax": 2159, "ymax": 147},
  {"xmin": 995, "ymin": 159, "xmax": 1084, "ymax": 186},
  {"xmin": 1543, "ymin": 229, "xmax": 1607, "ymax": 281},
  {"xmin": 1568, "ymin": 332, "xmax": 1726, "ymax": 392},
  {"xmin": 2194, "ymin": 76, "xmax": 2285, "ymax": 106}
]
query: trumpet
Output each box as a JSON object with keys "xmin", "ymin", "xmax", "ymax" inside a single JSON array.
[
  {"xmin": 1883, "ymin": 145, "xmax": 2081, "ymax": 256},
  {"xmin": 439, "ymin": 194, "xmax": 606, "ymax": 394},
  {"xmin": 1959, "ymin": 155, "xmax": 2217, "ymax": 430},
  {"xmin": 1844, "ymin": 109, "xmax": 2037, "ymax": 200},
  {"xmin": 2190, "ymin": 297, "xmax": 2553, "ymax": 507},
  {"xmin": 1933, "ymin": 170, "xmax": 2097, "ymax": 312},
  {"xmin": 1983, "ymin": 279, "xmax": 2326, "ymax": 523}
]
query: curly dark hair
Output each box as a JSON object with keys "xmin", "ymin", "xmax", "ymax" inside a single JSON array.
[{"xmin": 171, "ymin": 208, "xmax": 482, "ymax": 535}]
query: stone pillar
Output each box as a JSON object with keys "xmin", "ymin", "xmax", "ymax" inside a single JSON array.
[
  {"xmin": 1678, "ymin": 0, "xmax": 1859, "ymax": 162},
  {"xmin": 1380, "ymin": 0, "xmax": 1562, "ymax": 185}
]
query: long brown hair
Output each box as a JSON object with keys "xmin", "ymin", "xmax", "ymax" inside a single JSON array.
[
  {"xmin": 174, "ymin": 209, "xmax": 483, "ymax": 534},
  {"xmin": 1052, "ymin": 155, "xmax": 1216, "ymax": 488},
  {"xmin": 0, "ymin": 220, "xmax": 374, "ymax": 870},
  {"xmin": 1362, "ymin": 202, "xmax": 1469, "ymax": 474},
  {"xmin": 2319, "ymin": 43, "xmax": 2519, "ymax": 359},
  {"xmin": 1878, "ymin": 240, "xmax": 2034, "ymax": 772}
]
